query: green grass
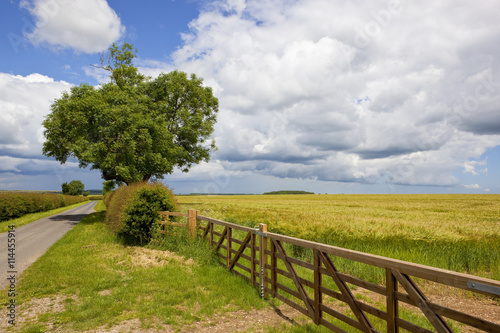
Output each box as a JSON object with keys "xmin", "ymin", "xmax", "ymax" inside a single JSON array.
[
  {"xmin": 0, "ymin": 204, "xmax": 269, "ymax": 332},
  {"xmin": 0, "ymin": 201, "xmax": 91, "ymax": 233}
]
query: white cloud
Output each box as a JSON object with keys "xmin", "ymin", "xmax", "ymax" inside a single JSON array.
[
  {"xmin": 0, "ymin": 72, "xmax": 72, "ymax": 161},
  {"xmin": 463, "ymin": 160, "xmax": 487, "ymax": 176},
  {"xmin": 22, "ymin": 0, "xmax": 125, "ymax": 53},
  {"xmin": 82, "ymin": 66, "xmax": 111, "ymax": 85},
  {"xmin": 155, "ymin": 0, "xmax": 500, "ymax": 188},
  {"xmin": 464, "ymin": 184, "xmax": 481, "ymax": 189}
]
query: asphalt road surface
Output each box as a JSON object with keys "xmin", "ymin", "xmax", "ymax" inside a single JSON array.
[{"xmin": 0, "ymin": 201, "xmax": 97, "ymax": 290}]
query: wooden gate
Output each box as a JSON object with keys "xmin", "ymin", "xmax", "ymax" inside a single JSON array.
[{"xmin": 159, "ymin": 210, "xmax": 500, "ymax": 332}]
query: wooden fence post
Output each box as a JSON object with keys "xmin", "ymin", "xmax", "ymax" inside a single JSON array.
[
  {"xmin": 227, "ymin": 227, "xmax": 232, "ymax": 268},
  {"xmin": 251, "ymin": 232, "xmax": 256, "ymax": 287},
  {"xmin": 259, "ymin": 223, "xmax": 268, "ymax": 298},
  {"xmin": 314, "ymin": 249, "xmax": 322, "ymax": 325},
  {"xmin": 209, "ymin": 221, "xmax": 214, "ymax": 248},
  {"xmin": 386, "ymin": 268, "xmax": 399, "ymax": 333},
  {"xmin": 270, "ymin": 238, "xmax": 277, "ymax": 298},
  {"xmin": 188, "ymin": 209, "xmax": 197, "ymax": 240}
]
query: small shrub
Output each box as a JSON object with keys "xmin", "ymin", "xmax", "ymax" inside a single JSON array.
[{"xmin": 105, "ymin": 182, "xmax": 178, "ymax": 244}]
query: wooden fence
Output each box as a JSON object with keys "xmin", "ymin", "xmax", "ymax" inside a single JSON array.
[{"xmin": 158, "ymin": 210, "xmax": 500, "ymax": 333}]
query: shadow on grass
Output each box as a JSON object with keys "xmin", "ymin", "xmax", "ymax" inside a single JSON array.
[
  {"xmin": 270, "ymin": 304, "xmax": 298, "ymax": 325},
  {"xmin": 116, "ymin": 233, "xmax": 143, "ymax": 246},
  {"xmin": 78, "ymin": 211, "xmax": 107, "ymax": 225}
]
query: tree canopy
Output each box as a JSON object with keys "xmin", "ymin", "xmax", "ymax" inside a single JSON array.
[
  {"xmin": 43, "ymin": 43, "xmax": 218, "ymax": 185},
  {"xmin": 62, "ymin": 180, "xmax": 85, "ymax": 196}
]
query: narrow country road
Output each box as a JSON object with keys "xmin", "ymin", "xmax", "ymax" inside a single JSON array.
[{"xmin": 0, "ymin": 201, "xmax": 97, "ymax": 290}]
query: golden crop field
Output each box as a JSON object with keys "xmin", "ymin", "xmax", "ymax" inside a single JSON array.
[{"xmin": 178, "ymin": 194, "xmax": 500, "ymax": 281}]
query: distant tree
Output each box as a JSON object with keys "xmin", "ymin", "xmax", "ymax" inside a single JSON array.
[
  {"xmin": 42, "ymin": 43, "xmax": 218, "ymax": 185},
  {"xmin": 263, "ymin": 190, "xmax": 315, "ymax": 195},
  {"xmin": 61, "ymin": 182, "xmax": 69, "ymax": 195},
  {"xmin": 62, "ymin": 180, "xmax": 85, "ymax": 196}
]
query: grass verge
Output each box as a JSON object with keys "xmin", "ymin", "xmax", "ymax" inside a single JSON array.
[
  {"xmin": 0, "ymin": 201, "xmax": 91, "ymax": 233},
  {"xmin": 0, "ymin": 204, "xmax": 271, "ymax": 332}
]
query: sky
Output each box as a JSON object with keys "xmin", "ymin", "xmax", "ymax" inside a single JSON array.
[{"xmin": 1, "ymin": 0, "xmax": 500, "ymax": 194}]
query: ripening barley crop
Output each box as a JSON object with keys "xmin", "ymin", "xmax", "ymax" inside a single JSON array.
[{"xmin": 178, "ymin": 194, "xmax": 500, "ymax": 281}]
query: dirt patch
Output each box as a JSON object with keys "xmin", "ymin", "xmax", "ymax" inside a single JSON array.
[
  {"xmin": 181, "ymin": 306, "xmax": 303, "ymax": 333},
  {"xmin": 99, "ymin": 289, "xmax": 112, "ymax": 296},
  {"xmin": 0, "ymin": 295, "xmax": 77, "ymax": 332},
  {"xmin": 82, "ymin": 319, "xmax": 173, "ymax": 333},
  {"xmin": 3, "ymin": 295, "xmax": 303, "ymax": 333},
  {"xmin": 127, "ymin": 247, "xmax": 195, "ymax": 268},
  {"xmin": 432, "ymin": 293, "xmax": 500, "ymax": 330},
  {"xmin": 83, "ymin": 305, "xmax": 303, "ymax": 333},
  {"xmin": 413, "ymin": 282, "xmax": 500, "ymax": 329}
]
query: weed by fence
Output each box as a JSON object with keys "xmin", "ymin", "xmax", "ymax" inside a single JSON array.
[{"xmin": 158, "ymin": 210, "xmax": 500, "ymax": 333}]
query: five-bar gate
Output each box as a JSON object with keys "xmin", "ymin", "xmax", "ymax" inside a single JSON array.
[{"xmin": 159, "ymin": 210, "xmax": 500, "ymax": 332}]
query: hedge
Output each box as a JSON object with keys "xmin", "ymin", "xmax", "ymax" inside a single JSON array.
[
  {"xmin": 0, "ymin": 192, "xmax": 89, "ymax": 222},
  {"xmin": 105, "ymin": 182, "xmax": 178, "ymax": 244}
]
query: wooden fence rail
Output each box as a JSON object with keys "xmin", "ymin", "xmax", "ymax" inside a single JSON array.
[
  {"xmin": 158, "ymin": 210, "xmax": 197, "ymax": 239},
  {"xmin": 158, "ymin": 210, "xmax": 500, "ymax": 333}
]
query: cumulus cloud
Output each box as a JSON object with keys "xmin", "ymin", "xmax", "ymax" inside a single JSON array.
[
  {"xmin": 8, "ymin": 0, "xmax": 498, "ymax": 191},
  {"xmin": 151, "ymin": 0, "xmax": 500, "ymax": 187},
  {"xmin": 21, "ymin": 0, "xmax": 124, "ymax": 53},
  {"xmin": 0, "ymin": 72, "xmax": 94, "ymax": 189},
  {"xmin": 0, "ymin": 72, "xmax": 72, "ymax": 170},
  {"xmin": 463, "ymin": 160, "xmax": 487, "ymax": 175}
]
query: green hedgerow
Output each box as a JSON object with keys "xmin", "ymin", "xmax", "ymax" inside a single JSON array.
[
  {"xmin": 105, "ymin": 182, "xmax": 178, "ymax": 244},
  {"xmin": 0, "ymin": 192, "xmax": 88, "ymax": 222}
]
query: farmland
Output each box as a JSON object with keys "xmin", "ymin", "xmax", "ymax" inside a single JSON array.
[
  {"xmin": 177, "ymin": 194, "xmax": 500, "ymax": 281},
  {"xmin": 2, "ymin": 193, "xmax": 498, "ymax": 332}
]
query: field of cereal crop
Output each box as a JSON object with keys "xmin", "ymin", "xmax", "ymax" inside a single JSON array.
[{"xmin": 178, "ymin": 194, "xmax": 500, "ymax": 281}]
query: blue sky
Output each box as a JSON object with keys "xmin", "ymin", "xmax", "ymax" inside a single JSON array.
[{"xmin": 1, "ymin": 0, "xmax": 499, "ymax": 194}]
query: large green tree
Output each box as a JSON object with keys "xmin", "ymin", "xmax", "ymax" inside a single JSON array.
[{"xmin": 43, "ymin": 44, "xmax": 218, "ymax": 185}]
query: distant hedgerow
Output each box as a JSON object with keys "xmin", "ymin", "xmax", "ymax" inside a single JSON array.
[{"xmin": 0, "ymin": 192, "xmax": 89, "ymax": 222}]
